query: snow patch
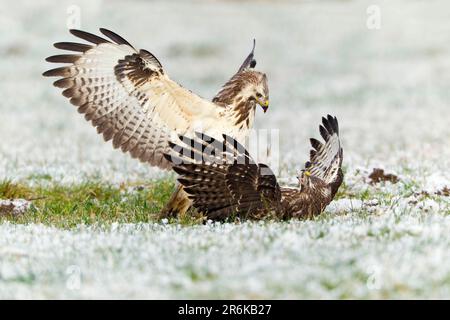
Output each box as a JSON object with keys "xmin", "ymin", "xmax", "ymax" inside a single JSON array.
[{"xmin": 423, "ymin": 173, "xmax": 450, "ymax": 194}]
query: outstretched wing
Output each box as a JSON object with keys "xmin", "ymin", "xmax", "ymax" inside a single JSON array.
[
  {"xmin": 43, "ymin": 28, "xmax": 221, "ymax": 169},
  {"xmin": 306, "ymin": 115, "xmax": 343, "ymax": 195},
  {"xmin": 164, "ymin": 132, "xmax": 281, "ymax": 220}
]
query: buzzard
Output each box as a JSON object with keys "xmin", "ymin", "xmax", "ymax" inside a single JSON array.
[
  {"xmin": 43, "ymin": 28, "xmax": 269, "ymax": 216},
  {"xmin": 165, "ymin": 115, "xmax": 343, "ymax": 220}
]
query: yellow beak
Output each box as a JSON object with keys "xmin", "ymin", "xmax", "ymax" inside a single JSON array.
[
  {"xmin": 257, "ymin": 99, "xmax": 269, "ymax": 113},
  {"xmin": 305, "ymin": 171, "xmax": 311, "ymax": 177}
]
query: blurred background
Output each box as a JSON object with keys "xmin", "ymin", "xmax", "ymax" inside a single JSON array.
[{"xmin": 1, "ymin": 0, "xmax": 449, "ymax": 186}]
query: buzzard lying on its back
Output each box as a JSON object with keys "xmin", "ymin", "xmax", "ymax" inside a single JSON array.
[
  {"xmin": 43, "ymin": 28, "xmax": 269, "ymax": 216},
  {"xmin": 165, "ymin": 115, "xmax": 343, "ymax": 220}
]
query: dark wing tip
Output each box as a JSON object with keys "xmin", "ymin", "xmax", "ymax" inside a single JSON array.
[
  {"xmin": 238, "ymin": 39, "xmax": 257, "ymax": 72},
  {"xmin": 310, "ymin": 138, "xmax": 323, "ymax": 151},
  {"xmin": 177, "ymin": 177, "xmax": 193, "ymax": 186},
  {"xmin": 319, "ymin": 124, "xmax": 329, "ymax": 141},
  {"xmin": 174, "ymin": 167, "xmax": 190, "ymax": 177},
  {"xmin": 163, "ymin": 153, "xmax": 172, "ymax": 163},
  {"xmin": 332, "ymin": 116, "xmax": 339, "ymax": 135},
  {"xmin": 321, "ymin": 114, "xmax": 339, "ymax": 136},
  {"xmin": 53, "ymin": 42, "xmax": 93, "ymax": 53},
  {"xmin": 53, "ymin": 78, "xmax": 73, "ymax": 88},
  {"xmin": 68, "ymin": 29, "xmax": 86, "ymax": 38},
  {"xmin": 42, "ymin": 67, "xmax": 69, "ymax": 77},
  {"xmin": 168, "ymin": 141, "xmax": 177, "ymax": 150},
  {"xmin": 45, "ymin": 54, "xmax": 80, "ymax": 63},
  {"xmin": 99, "ymin": 28, "xmax": 134, "ymax": 48},
  {"xmin": 249, "ymin": 39, "xmax": 256, "ymax": 68},
  {"xmin": 69, "ymin": 29, "xmax": 110, "ymax": 45}
]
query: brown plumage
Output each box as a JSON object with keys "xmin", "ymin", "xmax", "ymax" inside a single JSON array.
[
  {"xmin": 164, "ymin": 115, "xmax": 343, "ymax": 220},
  {"xmin": 43, "ymin": 28, "xmax": 270, "ymax": 216}
]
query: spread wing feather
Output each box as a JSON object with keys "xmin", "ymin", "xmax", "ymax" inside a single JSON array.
[
  {"xmin": 44, "ymin": 28, "xmax": 222, "ymax": 169},
  {"xmin": 306, "ymin": 115, "xmax": 343, "ymax": 190},
  {"xmin": 164, "ymin": 133, "xmax": 281, "ymax": 219}
]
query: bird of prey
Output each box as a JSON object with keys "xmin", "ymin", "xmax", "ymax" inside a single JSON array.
[
  {"xmin": 43, "ymin": 28, "xmax": 269, "ymax": 216},
  {"xmin": 165, "ymin": 115, "xmax": 343, "ymax": 220}
]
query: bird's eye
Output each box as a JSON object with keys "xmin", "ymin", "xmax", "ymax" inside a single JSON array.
[{"xmin": 256, "ymin": 93, "xmax": 262, "ymax": 98}]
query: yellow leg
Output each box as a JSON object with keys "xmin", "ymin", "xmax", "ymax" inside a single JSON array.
[{"xmin": 159, "ymin": 184, "xmax": 192, "ymax": 218}]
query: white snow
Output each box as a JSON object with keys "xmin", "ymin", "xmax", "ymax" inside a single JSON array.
[
  {"xmin": 326, "ymin": 199, "xmax": 364, "ymax": 214},
  {"xmin": 423, "ymin": 173, "xmax": 450, "ymax": 194},
  {"xmin": 0, "ymin": 203, "xmax": 449, "ymax": 299}
]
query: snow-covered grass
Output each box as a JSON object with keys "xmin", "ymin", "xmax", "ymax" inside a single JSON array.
[
  {"xmin": 0, "ymin": 0, "xmax": 450, "ymax": 298},
  {"xmin": 0, "ymin": 174, "xmax": 448, "ymax": 299},
  {"xmin": 1, "ymin": 204, "xmax": 450, "ymax": 299}
]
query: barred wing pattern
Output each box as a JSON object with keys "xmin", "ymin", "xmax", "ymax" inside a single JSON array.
[
  {"xmin": 164, "ymin": 133, "xmax": 282, "ymax": 220},
  {"xmin": 165, "ymin": 115, "xmax": 344, "ymax": 220},
  {"xmin": 306, "ymin": 115, "xmax": 343, "ymax": 188},
  {"xmin": 43, "ymin": 28, "xmax": 221, "ymax": 169}
]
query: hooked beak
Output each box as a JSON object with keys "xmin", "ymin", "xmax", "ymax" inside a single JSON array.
[{"xmin": 257, "ymin": 98, "xmax": 269, "ymax": 113}]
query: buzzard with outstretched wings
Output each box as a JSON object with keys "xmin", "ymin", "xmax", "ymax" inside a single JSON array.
[
  {"xmin": 165, "ymin": 115, "xmax": 343, "ymax": 220},
  {"xmin": 44, "ymin": 28, "xmax": 269, "ymax": 215},
  {"xmin": 44, "ymin": 28, "xmax": 269, "ymax": 169}
]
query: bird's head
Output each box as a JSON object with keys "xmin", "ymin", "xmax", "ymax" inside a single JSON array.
[
  {"xmin": 241, "ymin": 71, "xmax": 269, "ymax": 113},
  {"xmin": 298, "ymin": 160, "xmax": 322, "ymax": 191},
  {"xmin": 213, "ymin": 39, "xmax": 269, "ymax": 113},
  {"xmin": 298, "ymin": 169, "xmax": 313, "ymax": 191}
]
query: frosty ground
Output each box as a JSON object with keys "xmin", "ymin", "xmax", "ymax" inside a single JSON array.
[{"xmin": 0, "ymin": 0, "xmax": 449, "ymax": 298}]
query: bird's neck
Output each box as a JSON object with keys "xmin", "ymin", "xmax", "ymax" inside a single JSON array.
[{"xmin": 229, "ymin": 97, "xmax": 256, "ymax": 129}]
